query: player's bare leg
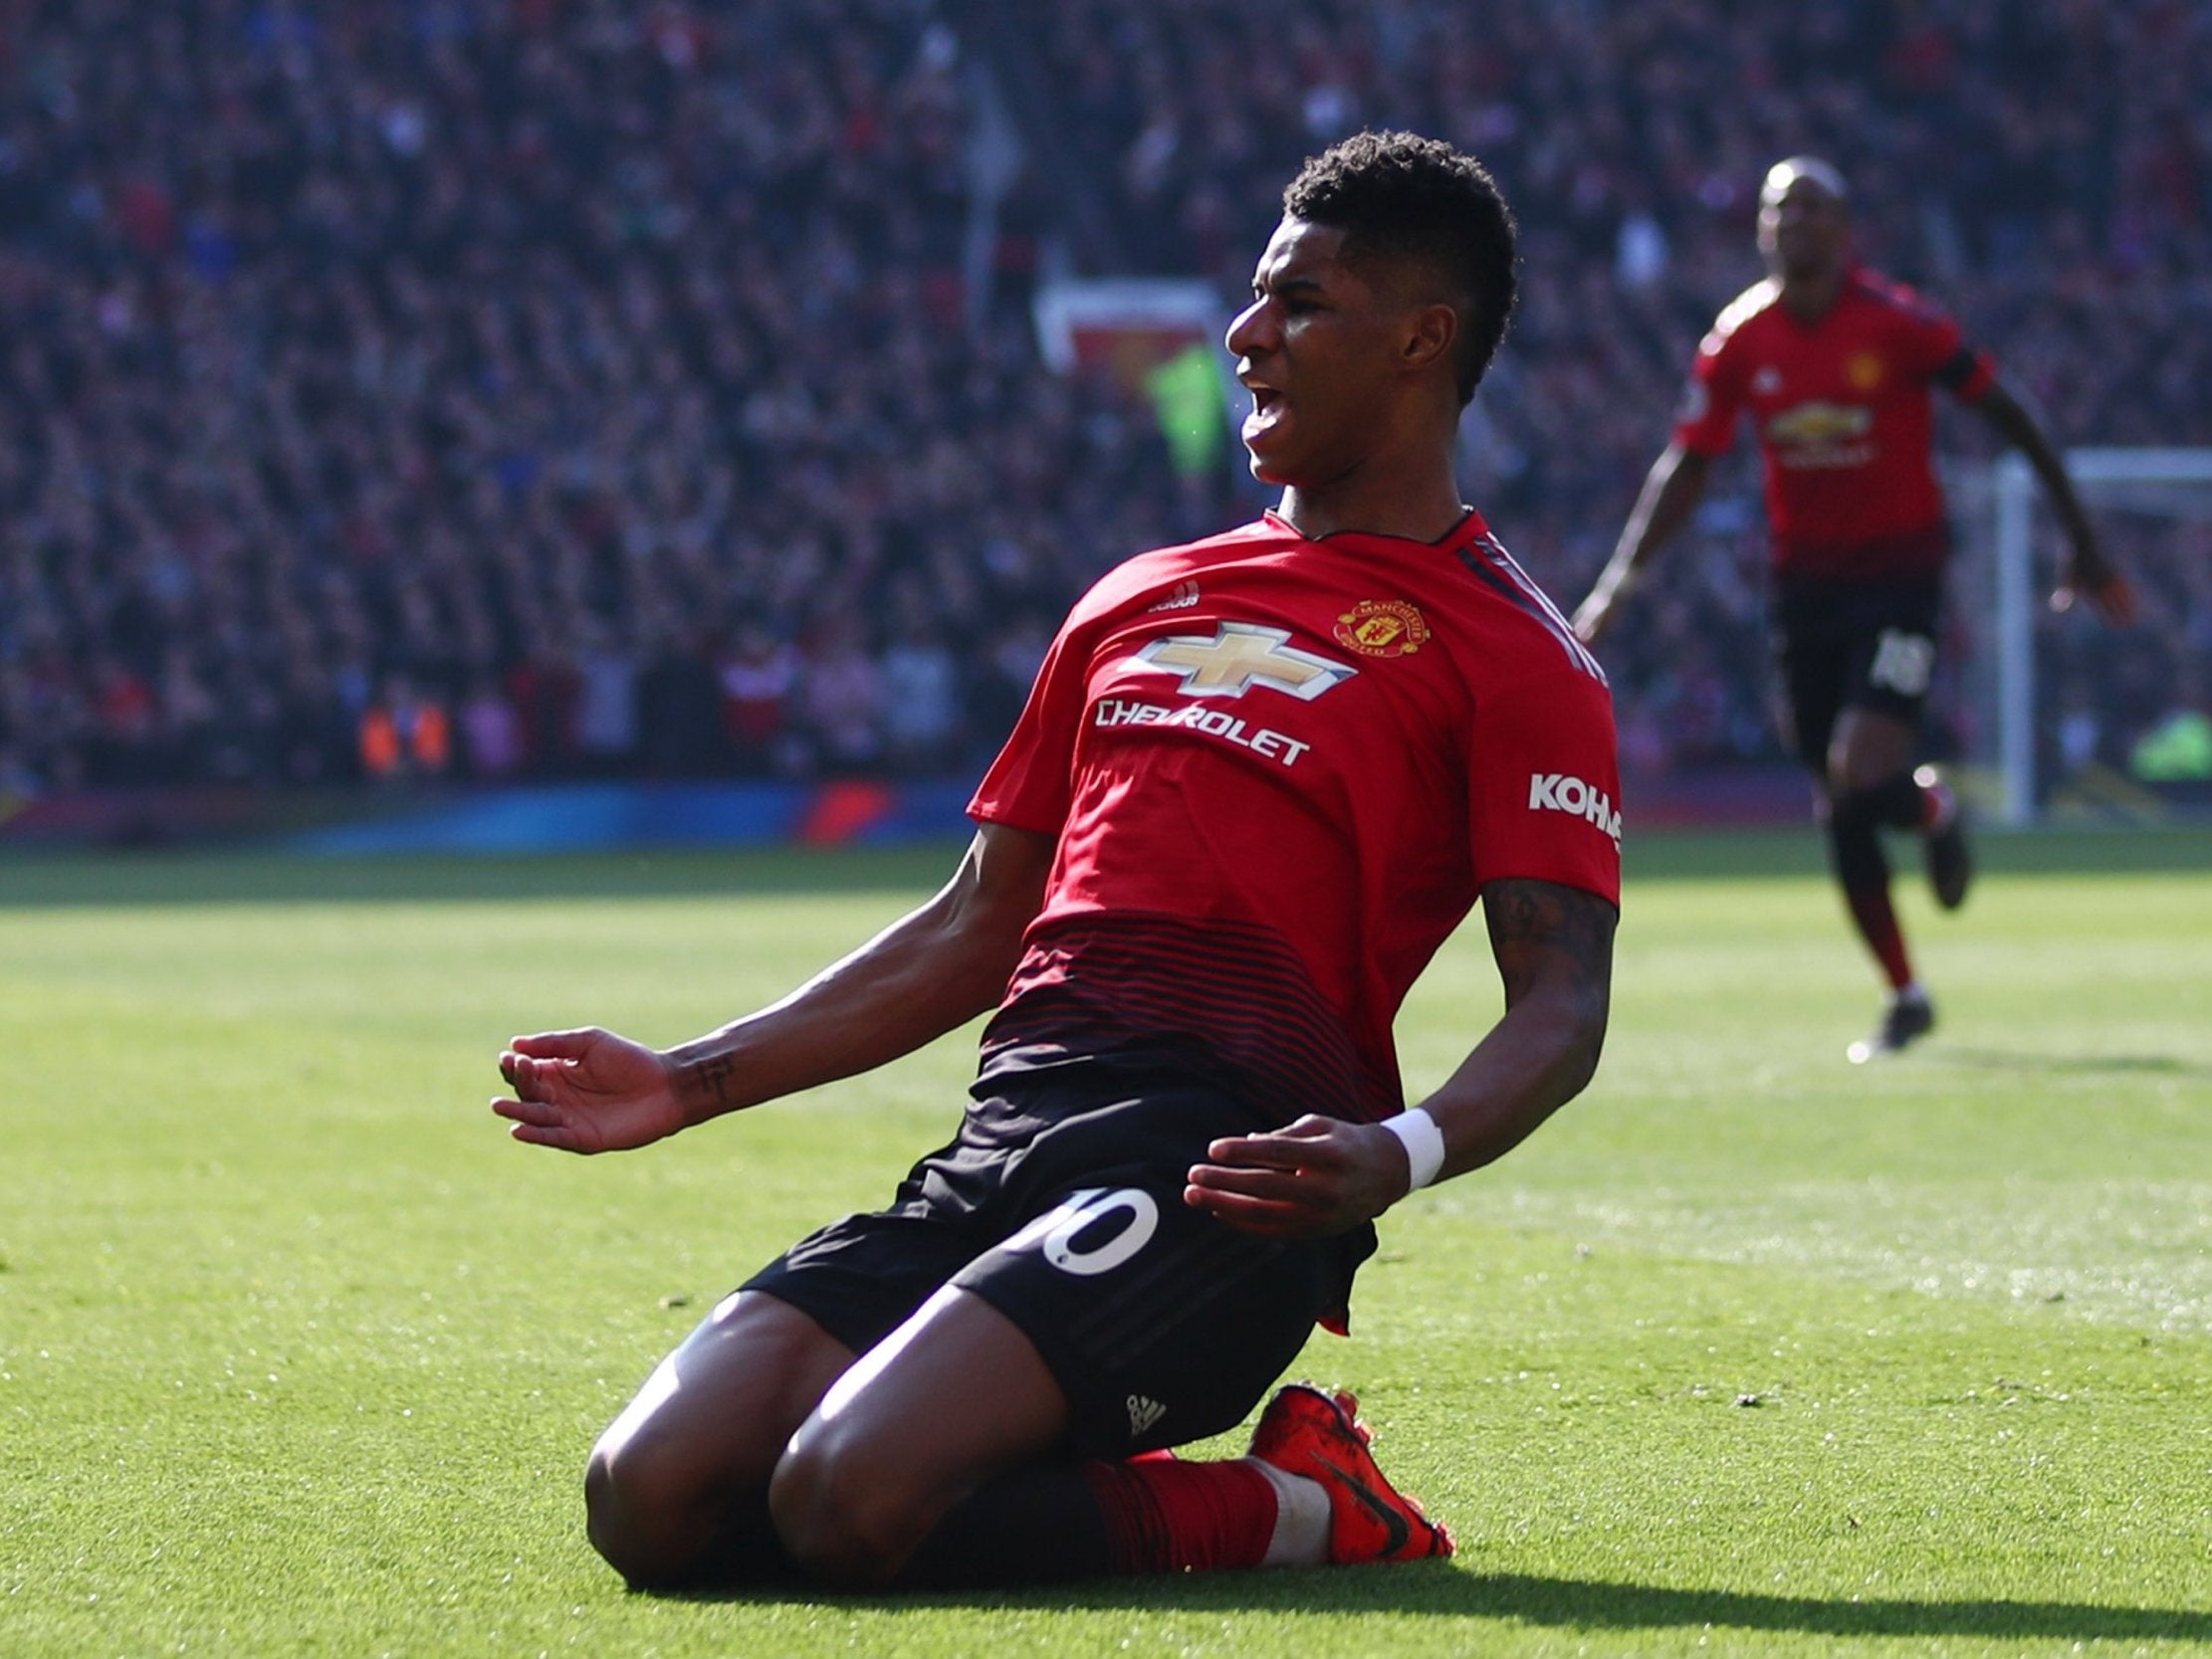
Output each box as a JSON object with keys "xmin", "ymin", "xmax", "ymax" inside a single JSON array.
[
  {"xmin": 762, "ymin": 1288, "xmax": 1412, "ymax": 1588},
  {"xmin": 584, "ymin": 1291, "xmax": 856, "ymax": 1587},
  {"xmin": 1825, "ymin": 706, "xmax": 1942, "ymax": 1059},
  {"xmin": 587, "ymin": 1284, "xmax": 1449, "ymax": 1591},
  {"xmin": 768, "ymin": 1285, "xmax": 1074, "ymax": 1587}
]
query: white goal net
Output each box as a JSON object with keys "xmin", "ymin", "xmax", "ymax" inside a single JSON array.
[{"xmin": 1946, "ymin": 448, "xmax": 2212, "ymax": 826}]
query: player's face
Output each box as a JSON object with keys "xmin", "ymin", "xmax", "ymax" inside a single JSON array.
[
  {"xmin": 1225, "ymin": 217, "xmax": 1413, "ymax": 487},
  {"xmin": 1759, "ymin": 179, "xmax": 1850, "ymax": 280}
]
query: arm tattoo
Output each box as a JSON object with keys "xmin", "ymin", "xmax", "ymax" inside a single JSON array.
[{"xmin": 1481, "ymin": 878, "xmax": 1618, "ymax": 1009}]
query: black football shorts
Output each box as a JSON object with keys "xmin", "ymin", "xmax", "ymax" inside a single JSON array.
[
  {"xmin": 1770, "ymin": 570, "xmax": 1945, "ymax": 766},
  {"xmin": 740, "ymin": 1061, "xmax": 1374, "ymax": 1457}
]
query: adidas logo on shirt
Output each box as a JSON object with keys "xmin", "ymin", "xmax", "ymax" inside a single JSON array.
[{"xmin": 1146, "ymin": 580, "xmax": 1201, "ymax": 612}]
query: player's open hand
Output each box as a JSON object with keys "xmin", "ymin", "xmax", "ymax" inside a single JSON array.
[
  {"xmin": 492, "ymin": 1027, "xmax": 685, "ymax": 1154},
  {"xmin": 1184, "ymin": 1114, "xmax": 1414, "ymax": 1238}
]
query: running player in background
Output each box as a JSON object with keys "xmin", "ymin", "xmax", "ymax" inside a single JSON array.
[
  {"xmin": 1575, "ymin": 156, "xmax": 2135, "ymax": 1062},
  {"xmin": 491, "ymin": 131, "xmax": 1620, "ymax": 1592}
]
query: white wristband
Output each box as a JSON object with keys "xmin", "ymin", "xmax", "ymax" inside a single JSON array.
[{"xmin": 1381, "ymin": 1108, "xmax": 1446, "ymax": 1190}]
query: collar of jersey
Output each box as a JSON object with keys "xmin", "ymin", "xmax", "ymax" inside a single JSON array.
[{"xmin": 1259, "ymin": 507, "xmax": 1488, "ymax": 549}]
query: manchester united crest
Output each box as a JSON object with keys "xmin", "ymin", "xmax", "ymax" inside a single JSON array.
[
  {"xmin": 1846, "ymin": 350, "xmax": 1885, "ymax": 391},
  {"xmin": 1334, "ymin": 599, "xmax": 1429, "ymax": 658}
]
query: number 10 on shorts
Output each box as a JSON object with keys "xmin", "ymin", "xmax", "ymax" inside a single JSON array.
[
  {"xmin": 1008, "ymin": 1187, "xmax": 1160, "ymax": 1277},
  {"xmin": 1869, "ymin": 628, "xmax": 1935, "ymax": 697}
]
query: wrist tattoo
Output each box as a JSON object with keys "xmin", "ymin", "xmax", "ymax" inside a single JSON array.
[{"xmin": 685, "ymin": 1054, "xmax": 742, "ymax": 1109}]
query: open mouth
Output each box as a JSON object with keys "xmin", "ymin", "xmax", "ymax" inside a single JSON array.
[{"xmin": 1238, "ymin": 379, "xmax": 1286, "ymax": 454}]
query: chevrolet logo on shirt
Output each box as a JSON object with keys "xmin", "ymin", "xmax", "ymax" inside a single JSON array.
[
  {"xmin": 1766, "ymin": 400, "xmax": 1873, "ymax": 445},
  {"xmin": 1128, "ymin": 623, "xmax": 1357, "ymax": 701}
]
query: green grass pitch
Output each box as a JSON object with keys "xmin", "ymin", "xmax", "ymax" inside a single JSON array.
[{"xmin": 3, "ymin": 830, "xmax": 2209, "ymax": 1658}]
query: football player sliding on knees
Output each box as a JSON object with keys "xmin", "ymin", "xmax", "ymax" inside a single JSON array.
[{"xmin": 493, "ymin": 131, "xmax": 1618, "ymax": 1593}]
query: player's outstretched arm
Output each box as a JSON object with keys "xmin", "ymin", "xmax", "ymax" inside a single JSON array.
[
  {"xmin": 491, "ymin": 822, "xmax": 1056, "ymax": 1153},
  {"xmin": 1573, "ymin": 445, "xmax": 1710, "ymax": 645},
  {"xmin": 1184, "ymin": 879, "xmax": 1615, "ymax": 1237},
  {"xmin": 1968, "ymin": 382, "xmax": 2136, "ymax": 626}
]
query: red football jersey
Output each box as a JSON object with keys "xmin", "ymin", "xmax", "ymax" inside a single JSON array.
[
  {"xmin": 969, "ymin": 510, "xmax": 1621, "ymax": 1126},
  {"xmin": 1672, "ymin": 267, "xmax": 1996, "ymax": 579}
]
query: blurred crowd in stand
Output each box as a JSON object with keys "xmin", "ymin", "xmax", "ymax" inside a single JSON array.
[
  {"xmin": 2, "ymin": 0, "xmax": 2208, "ymax": 798},
  {"xmin": 0, "ymin": 0, "xmax": 1178, "ymax": 794}
]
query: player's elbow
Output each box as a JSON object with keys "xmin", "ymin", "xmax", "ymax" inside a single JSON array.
[
  {"xmin": 930, "ymin": 911, "xmax": 1029, "ymax": 1017},
  {"xmin": 926, "ymin": 881, "xmax": 1044, "ymax": 1013},
  {"xmin": 1547, "ymin": 984, "xmax": 1612, "ymax": 1103},
  {"xmin": 1566, "ymin": 1007, "xmax": 1608, "ymax": 1099},
  {"xmin": 930, "ymin": 824, "xmax": 1051, "ymax": 1003}
]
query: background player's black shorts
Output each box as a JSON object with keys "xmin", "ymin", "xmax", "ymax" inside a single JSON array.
[
  {"xmin": 1770, "ymin": 570, "xmax": 1945, "ymax": 766},
  {"xmin": 740, "ymin": 1059, "xmax": 1376, "ymax": 1458}
]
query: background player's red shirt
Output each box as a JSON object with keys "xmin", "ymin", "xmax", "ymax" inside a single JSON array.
[
  {"xmin": 969, "ymin": 511, "xmax": 1621, "ymax": 1127},
  {"xmin": 1672, "ymin": 267, "xmax": 1996, "ymax": 580}
]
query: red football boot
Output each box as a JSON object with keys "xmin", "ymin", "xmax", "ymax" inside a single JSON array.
[{"xmin": 1246, "ymin": 1383, "xmax": 1453, "ymax": 1563}]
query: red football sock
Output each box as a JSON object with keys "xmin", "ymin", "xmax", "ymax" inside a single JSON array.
[
  {"xmin": 1083, "ymin": 1457, "xmax": 1279, "ymax": 1573},
  {"xmin": 1844, "ymin": 884, "xmax": 1914, "ymax": 990}
]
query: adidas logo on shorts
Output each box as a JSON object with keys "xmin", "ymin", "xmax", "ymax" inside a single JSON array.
[{"xmin": 1126, "ymin": 1393, "xmax": 1167, "ymax": 1436}]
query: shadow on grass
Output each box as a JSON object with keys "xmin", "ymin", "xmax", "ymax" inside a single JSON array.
[
  {"xmin": 691, "ymin": 1565, "xmax": 2212, "ymax": 1642},
  {"xmin": 1933, "ymin": 1047, "xmax": 2212, "ymax": 1080}
]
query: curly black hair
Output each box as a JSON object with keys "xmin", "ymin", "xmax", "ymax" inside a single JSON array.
[{"xmin": 1282, "ymin": 130, "xmax": 1518, "ymax": 406}]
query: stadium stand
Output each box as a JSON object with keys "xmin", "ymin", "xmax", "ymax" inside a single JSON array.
[{"xmin": 1, "ymin": 0, "xmax": 2206, "ymax": 799}]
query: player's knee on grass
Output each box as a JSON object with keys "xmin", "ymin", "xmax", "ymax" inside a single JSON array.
[
  {"xmin": 584, "ymin": 1440, "xmax": 686, "ymax": 1588},
  {"xmin": 584, "ymin": 1434, "xmax": 726, "ymax": 1589},
  {"xmin": 768, "ymin": 1415, "xmax": 940, "ymax": 1589}
]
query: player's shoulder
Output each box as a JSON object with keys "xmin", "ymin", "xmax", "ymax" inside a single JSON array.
[
  {"xmin": 1843, "ymin": 266, "xmax": 1955, "ymax": 329},
  {"xmin": 1067, "ymin": 518, "xmax": 1280, "ymax": 623},
  {"xmin": 1433, "ymin": 523, "xmax": 1611, "ymax": 691},
  {"xmin": 1705, "ymin": 278, "xmax": 1785, "ymax": 348}
]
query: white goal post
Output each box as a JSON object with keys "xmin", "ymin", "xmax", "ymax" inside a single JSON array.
[{"xmin": 1984, "ymin": 447, "xmax": 2212, "ymax": 826}]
